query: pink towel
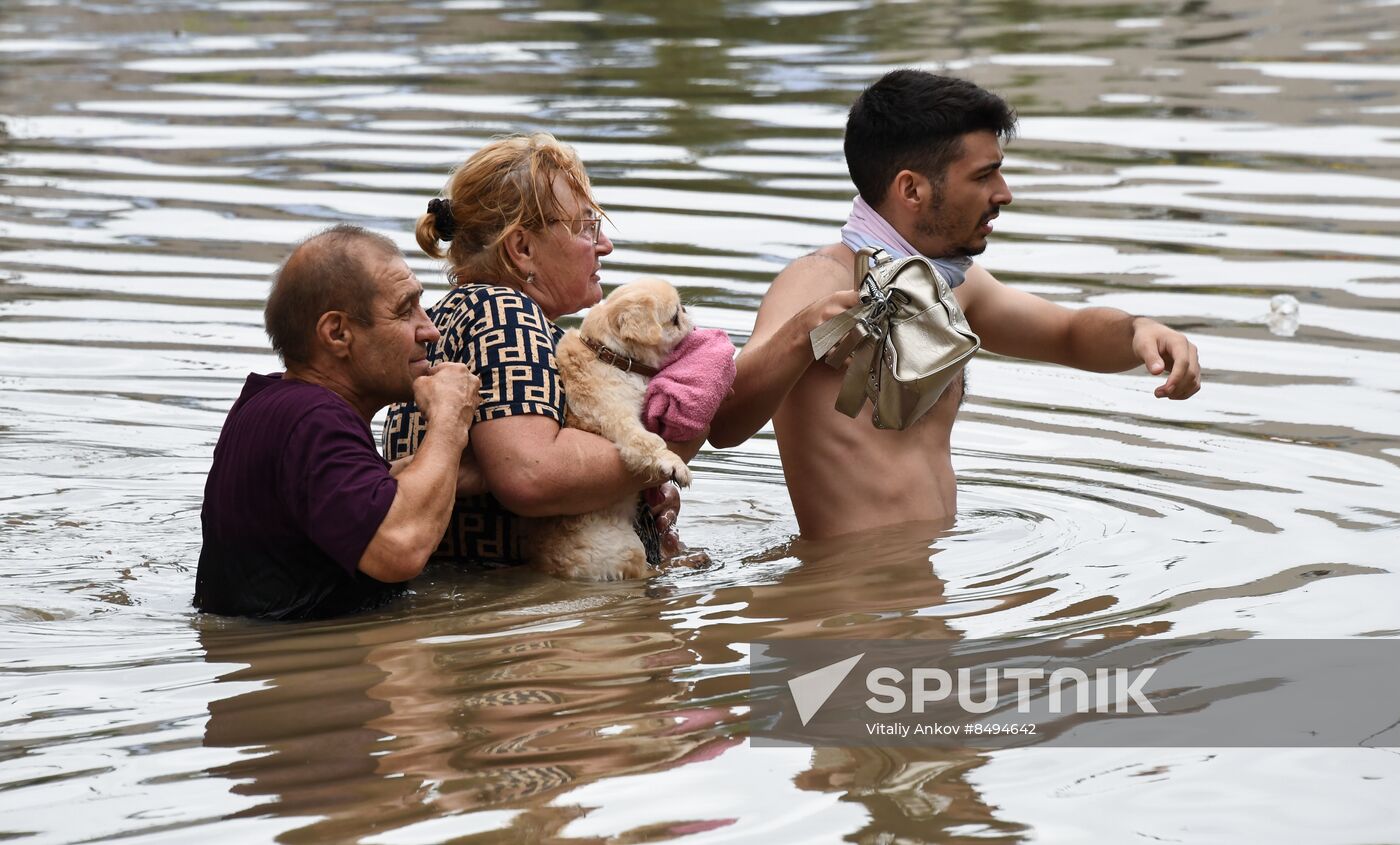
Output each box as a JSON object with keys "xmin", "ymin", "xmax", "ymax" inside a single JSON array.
[{"xmin": 643, "ymin": 328, "xmax": 737, "ymax": 441}]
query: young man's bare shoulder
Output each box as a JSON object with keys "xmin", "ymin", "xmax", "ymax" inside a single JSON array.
[
  {"xmin": 774, "ymin": 244, "xmax": 852, "ymax": 294},
  {"xmin": 751, "ymin": 244, "xmax": 854, "ymax": 334}
]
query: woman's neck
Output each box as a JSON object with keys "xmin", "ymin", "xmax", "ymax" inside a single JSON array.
[{"xmin": 458, "ymin": 277, "xmax": 563, "ymax": 320}]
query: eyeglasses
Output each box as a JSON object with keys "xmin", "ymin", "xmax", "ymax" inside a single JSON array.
[{"xmin": 550, "ymin": 214, "xmax": 604, "ymax": 246}]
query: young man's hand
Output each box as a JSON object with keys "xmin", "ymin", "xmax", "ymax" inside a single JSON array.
[
  {"xmin": 802, "ymin": 289, "xmax": 861, "ymax": 333},
  {"xmin": 1131, "ymin": 318, "xmax": 1201, "ymax": 400}
]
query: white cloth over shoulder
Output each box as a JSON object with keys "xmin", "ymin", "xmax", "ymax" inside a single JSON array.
[{"xmin": 839, "ymin": 195, "xmax": 972, "ymax": 288}]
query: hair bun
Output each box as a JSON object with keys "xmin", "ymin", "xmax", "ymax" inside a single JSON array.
[{"xmin": 427, "ymin": 197, "xmax": 455, "ymax": 241}]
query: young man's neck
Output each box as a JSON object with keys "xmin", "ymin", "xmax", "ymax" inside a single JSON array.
[{"xmin": 871, "ymin": 200, "xmax": 949, "ymax": 258}]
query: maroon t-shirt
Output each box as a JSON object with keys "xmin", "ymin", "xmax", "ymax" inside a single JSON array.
[{"xmin": 194, "ymin": 373, "xmax": 400, "ymax": 620}]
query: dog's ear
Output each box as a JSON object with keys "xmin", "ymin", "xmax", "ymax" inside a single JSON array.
[{"xmin": 607, "ymin": 298, "xmax": 663, "ymax": 350}]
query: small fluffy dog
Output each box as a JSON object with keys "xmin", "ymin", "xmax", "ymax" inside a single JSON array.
[{"xmin": 524, "ymin": 277, "xmax": 693, "ymax": 581}]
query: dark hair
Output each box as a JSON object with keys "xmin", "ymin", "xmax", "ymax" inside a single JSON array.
[
  {"xmin": 844, "ymin": 70, "xmax": 1018, "ymax": 206},
  {"xmin": 264, "ymin": 224, "xmax": 402, "ymax": 366}
]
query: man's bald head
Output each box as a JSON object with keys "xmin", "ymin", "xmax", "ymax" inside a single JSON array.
[{"xmin": 264, "ymin": 224, "xmax": 403, "ymax": 366}]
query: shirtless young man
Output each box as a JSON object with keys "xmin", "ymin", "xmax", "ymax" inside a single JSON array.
[{"xmin": 709, "ymin": 70, "xmax": 1201, "ymax": 539}]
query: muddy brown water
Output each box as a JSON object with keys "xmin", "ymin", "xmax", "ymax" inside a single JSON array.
[{"xmin": 3, "ymin": 0, "xmax": 1400, "ymax": 842}]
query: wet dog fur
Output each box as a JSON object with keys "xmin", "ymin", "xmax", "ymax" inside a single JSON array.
[{"xmin": 524, "ymin": 277, "xmax": 693, "ymax": 581}]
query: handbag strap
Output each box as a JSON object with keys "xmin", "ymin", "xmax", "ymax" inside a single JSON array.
[
  {"xmin": 810, "ymin": 246, "xmax": 886, "ymax": 363},
  {"xmin": 810, "ymin": 302, "xmax": 865, "ymax": 363},
  {"xmin": 834, "ymin": 339, "xmax": 879, "ymax": 419},
  {"xmin": 853, "ymin": 246, "xmax": 880, "ymax": 290},
  {"xmin": 821, "ymin": 319, "xmax": 868, "ymax": 368},
  {"xmin": 811, "ymin": 247, "xmax": 895, "ymax": 369}
]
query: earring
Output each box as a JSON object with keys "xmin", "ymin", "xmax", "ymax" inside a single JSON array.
[{"xmin": 525, "ymin": 272, "xmax": 535, "ymax": 285}]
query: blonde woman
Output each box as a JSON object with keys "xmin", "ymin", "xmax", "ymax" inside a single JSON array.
[{"xmin": 383, "ymin": 134, "xmax": 694, "ymax": 568}]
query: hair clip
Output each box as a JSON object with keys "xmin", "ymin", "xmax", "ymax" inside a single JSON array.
[{"xmin": 427, "ymin": 197, "xmax": 455, "ymax": 241}]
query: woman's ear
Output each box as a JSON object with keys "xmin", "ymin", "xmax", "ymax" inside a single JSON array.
[{"xmin": 502, "ymin": 226, "xmax": 535, "ymax": 276}]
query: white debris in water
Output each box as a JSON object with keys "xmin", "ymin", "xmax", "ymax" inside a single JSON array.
[{"xmin": 1267, "ymin": 293, "xmax": 1301, "ymax": 337}]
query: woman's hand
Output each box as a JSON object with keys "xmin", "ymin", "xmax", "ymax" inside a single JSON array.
[
  {"xmin": 456, "ymin": 447, "xmax": 487, "ymax": 497},
  {"xmin": 644, "ymin": 481, "xmax": 683, "ymax": 556},
  {"xmin": 390, "ymin": 447, "xmax": 486, "ymax": 496}
]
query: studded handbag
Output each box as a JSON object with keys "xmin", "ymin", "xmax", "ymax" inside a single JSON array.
[{"xmin": 809, "ymin": 247, "xmax": 981, "ymax": 430}]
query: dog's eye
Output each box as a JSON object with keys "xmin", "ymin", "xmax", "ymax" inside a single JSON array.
[{"xmin": 670, "ymin": 310, "xmax": 681, "ymax": 327}]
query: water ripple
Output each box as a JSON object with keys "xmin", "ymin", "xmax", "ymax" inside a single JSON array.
[{"xmin": 2, "ymin": 0, "xmax": 1399, "ymax": 842}]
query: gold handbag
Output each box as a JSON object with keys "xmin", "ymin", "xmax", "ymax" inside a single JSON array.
[{"xmin": 809, "ymin": 247, "xmax": 980, "ymax": 430}]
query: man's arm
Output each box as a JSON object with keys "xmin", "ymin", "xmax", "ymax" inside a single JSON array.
[
  {"xmin": 958, "ymin": 263, "xmax": 1201, "ymax": 399},
  {"xmin": 358, "ymin": 364, "xmax": 481, "ymax": 583},
  {"xmin": 709, "ymin": 254, "xmax": 860, "ymax": 448},
  {"xmin": 389, "ymin": 449, "xmax": 487, "ymax": 497},
  {"xmin": 470, "ymin": 416, "xmax": 704, "ymax": 518}
]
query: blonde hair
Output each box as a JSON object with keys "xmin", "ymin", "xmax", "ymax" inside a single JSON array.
[{"xmin": 416, "ymin": 133, "xmax": 600, "ymax": 286}]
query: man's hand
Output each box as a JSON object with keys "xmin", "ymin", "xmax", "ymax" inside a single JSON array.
[
  {"xmin": 360, "ymin": 363, "xmax": 481, "ymax": 585},
  {"xmin": 665, "ymin": 432, "xmax": 707, "ymax": 464},
  {"xmin": 413, "ymin": 363, "xmax": 482, "ymax": 438},
  {"xmin": 802, "ymin": 289, "xmax": 861, "ymax": 334},
  {"xmin": 1131, "ymin": 318, "xmax": 1201, "ymax": 400},
  {"xmin": 708, "ymin": 277, "xmax": 860, "ymax": 450}
]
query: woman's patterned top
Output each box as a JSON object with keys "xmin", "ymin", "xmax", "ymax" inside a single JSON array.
[{"xmin": 382, "ymin": 284, "xmax": 660, "ymax": 568}]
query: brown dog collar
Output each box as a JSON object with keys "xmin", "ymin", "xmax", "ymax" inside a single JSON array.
[{"xmin": 580, "ymin": 335, "xmax": 661, "ymax": 377}]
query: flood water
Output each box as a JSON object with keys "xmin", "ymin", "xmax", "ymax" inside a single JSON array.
[{"xmin": 3, "ymin": 0, "xmax": 1400, "ymax": 842}]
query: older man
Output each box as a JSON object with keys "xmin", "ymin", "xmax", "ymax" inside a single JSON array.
[
  {"xmin": 195, "ymin": 225, "xmax": 481, "ymax": 620},
  {"xmin": 711, "ymin": 70, "xmax": 1201, "ymax": 539}
]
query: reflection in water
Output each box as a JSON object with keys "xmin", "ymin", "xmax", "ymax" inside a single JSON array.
[
  {"xmin": 198, "ymin": 572, "xmax": 741, "ymax": 840},
  {"xmin": 3, "ymin": 0, "xmax": 1400, "ymax": 840},
  {"xmin": 723, "ymin": 527, "xmax": 1023, "ymax": 843},
  {"xmin": 197, "ymin": 526, "xmax": 1029, "ymax": 842}
]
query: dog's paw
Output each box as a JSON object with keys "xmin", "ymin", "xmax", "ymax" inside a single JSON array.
[{"xmin": 657, "ymin": 450, "xmax": 691, "ymax": 487}]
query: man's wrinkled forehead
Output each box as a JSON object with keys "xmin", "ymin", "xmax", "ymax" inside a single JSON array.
[{"xmin": 372, "ymin": 253, "xmax": 423, "ymax": 306}]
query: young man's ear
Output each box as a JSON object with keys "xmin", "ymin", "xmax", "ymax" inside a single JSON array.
[
  {"xmin": 891, "ymin": 169, "xmax": 932, "ymax": 211},
  {"xmin": 314, "ymin": 310, "xmax": 354, "ymax": 359}
]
